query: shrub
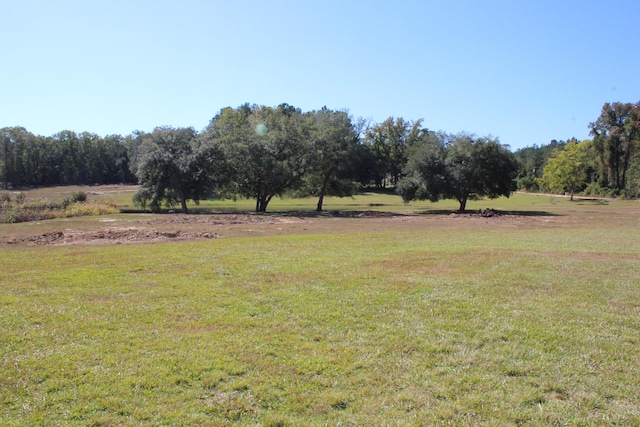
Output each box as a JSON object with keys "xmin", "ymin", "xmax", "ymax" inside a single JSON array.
[
  {"xmin": 64, "ymin": 202, "xmax": 118, "ymax": 217},
  {"xmin": 582, "ymin": 182, "xmax": 606, "ymax": 197},
  {"xmin": 0, "ymin": 193, "xmax": 10, "ymax": 203},
  {"xmin": 3, "ymin": 209, "xmax": 19, "ymax": 224},
  {"xmin": 71, "ymin": 191, "xmax": 87, "ymax": 203},
  {"xmin": 0, "ymin": 196, "xmax": 116, "ymax": 224}
]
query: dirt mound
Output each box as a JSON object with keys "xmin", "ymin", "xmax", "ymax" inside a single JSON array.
[
  {"xmin": 147, "ymin": 214, "xmax": 287, "ymax": 225},
  {"xmin": 479, "ymin": 208, "xmax": 500, "ymax": 217},
  {"xmin": 8, "ymin": 228, "xmax": 220, "ymax": 246},
  {"xmin": 5, "ymin": 214, "xmax": 309, "ymax": 246}
]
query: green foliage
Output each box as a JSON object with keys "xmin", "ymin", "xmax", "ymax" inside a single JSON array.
[
  {"xmin": 0, "ymin": 194, "xmax": 117, "ymax": 223},
  {"xmin": 206, "ymin": 104, "xmax": 310, "ymax": 212},
  {"xmin": 589, "ymin": 101, "xmax": 640, "ymax": 191},
  {"xmin": 514, "ymin": 139, "xmax": 566, "ymax": 192},
  {"xmin": 539, "ymin": 140, "xmax": 590, "ymax": 200},
  {"xmin": 0, "ymin": 127, "xmax": 136, "ymax": 188},
  {"xmin": 3, "ymin": 209, "xmax": 18, "ymax": 223},
  {"xmin": 63, "ymin": 202, "xmax": 119, "ymax": 217},
  {"xmin": 363, "ymin": 117, "xmax": 428, "ymax": 187},
  {"xmin": 71, "ymin": 191, "xmax": 87, "ymax": 203},
  {"xmin": 582, "ymin": 181, "xmax": 609, "ymax": 197},
  {"xmin": 399, "ymin": 132, "xmax": 518, "ymax": 211},
  {"xmin": 4, "ymin": 100, "xmax": 640, "ymax": 204},
  {"xmin": 61, "ymin": 190, "xmax": 86, "ymax": 208},
  {"xmin": 297, "ymin": 108, "xmax": 361, "ymax": 211},
  {"xmin": 622, "ymin": 150, "xmax": 640, "ymax": 198},
  {"xmin": 133, "ymin": 127, "xmax": 224, "ymax": 213}
]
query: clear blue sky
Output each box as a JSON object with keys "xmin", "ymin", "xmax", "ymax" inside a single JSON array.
[{"xmin": 2, "ymin": 0, "xmax": 639, "ymax": 150}]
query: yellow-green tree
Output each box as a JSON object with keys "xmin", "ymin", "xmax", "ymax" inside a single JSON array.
[{"xmin": 540, "ymin": 140, "xmax": 590, "ymax": 200}]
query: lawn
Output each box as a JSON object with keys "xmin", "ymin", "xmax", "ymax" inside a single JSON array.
[{"xmin": 0, "ymin": 189, "xmax": 639, "ymax": 425}]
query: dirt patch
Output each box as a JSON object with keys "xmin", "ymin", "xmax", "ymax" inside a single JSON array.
[
  {"xmin": 5, "ymin": 214, "xmax": 307, "ymax": 246},
  {"xmin": 2, "ymin": 211, "xmax": 559, "ymax": 246},
  {"xmin": 7, "ymin": 228, "xmax": 221, "ymax": 246}
]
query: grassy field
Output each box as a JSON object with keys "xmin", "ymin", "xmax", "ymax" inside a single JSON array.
[{"xmin": 1, "ymin": 188, "xmax": 639, "ymax": 425}]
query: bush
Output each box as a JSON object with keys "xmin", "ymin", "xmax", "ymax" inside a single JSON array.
[
  {"xmin": 0, "ymin": 196, "xmax": 117, "ymax": 224},
  {"xmin": 582, "ymin": 182, "xmax": 607, "ymax": 197},
  {"xmin": 64, "ymin": 202, "xmax": 118, "ymax": 217},
  {"xmin": 3, "ymin": 209, "xmax": 19, "ymax": 224},
  {"xmin": 71, "ymin": 191, "xmax": 87, "ymax": 203},
  {"xmin": 1, "ymin": 193, "xmax": 10, "ymax": 203}
]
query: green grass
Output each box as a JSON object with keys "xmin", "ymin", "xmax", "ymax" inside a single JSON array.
[{"xmin": 1, "ymin": 189, "xmax": 639, "ymax": 425}]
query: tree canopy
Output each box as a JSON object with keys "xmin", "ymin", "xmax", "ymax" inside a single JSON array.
[
  {"xmin": 1, "ymin": 127, "xmax": 135, "ymax": 189},
  {"xmin": 133, "ymin": 127, "xmax": 223, "ymax": 213},
  {"xmin": 298, "ymin": 108, "xmax": 361, "ymax": 211},
  {"xmin": 363, "ymin": 117, "xmax": 427, "ymax": 187},
  {"xmin": 539, "ymin": 140, "xmax": 590, "ymax": 200},
  {"xmin": 589, "ymin": 101, "xmax": 640, "ymax": 194},
  {"xmin": 3, "ymin": 100, "xmax": 640, "ymax": 210},
  {"xmin": 205, "ymin": 104, "xmax": 310, "ymax": 212},
  {"xmin": 398, "ymin": 133, "xmax": 518, "ymax": 211}
]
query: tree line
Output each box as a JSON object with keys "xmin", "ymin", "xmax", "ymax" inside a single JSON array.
[
  {"xmin": 131, "ymin": 104, "xmax": 517, "ymax": 213},
  {"xmin": 0, "ymin": 128, "xmax": 136, "ymax": 188},
  {"xmin": 2, "ymin": 101, "xmax": 638, "ymax": 212},
  {"xmin": 515, "ymin": 101, "xmax": 640, "ymax": 199}
]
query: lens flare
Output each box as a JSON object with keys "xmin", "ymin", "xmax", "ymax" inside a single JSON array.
[{"xmin": 255, "ymin": 123, "xmax": 268, "ymax": 136}]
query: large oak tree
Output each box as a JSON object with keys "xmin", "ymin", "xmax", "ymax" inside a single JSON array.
[
  {"xmin": 206, "ymin": 104, "xmax": 310, "ymax": 212},
  {"xmin": 298, "ymin": 108, "xmax": 361, "ymax": 211},
  {"xmin": 398, "ymin": 133, "xmax": 518, "ymax": 211},
  {"xmin": 133, "ymin": 127, "xmax": 223, "ymax": 213}
]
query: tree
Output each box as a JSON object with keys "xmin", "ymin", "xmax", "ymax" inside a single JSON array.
[
  {"xmin": 398, "ymin": 133, "xmax": 518, "ymax": 211},
  {"xmin": 206, "ymin": 103, "xmax": 310, "ymax": 212},
  {"xmin": 363, "ymin": 117, "xmax": 427, "ymax": 187},
  {"xmin": 514, "ymin": 139, "xmax": 567, "ymax": 192},
  {"xmin": 299, "ymin": 108, "xmax": 360, "ymax": 211},
  {"xmin": 1, "ymin": 127, "xmax": 19, "ymax": 189},
  {"xmin": 103, "ymin": 134, "xmax": 136, "ymax": 184},
  {"xmin": 133, "ymin": 127, "xmax": 222, "ymax": 213},
  {"xmin": 589, "ymin": 101, "xmax": 640, "ymax": 193},
  {"xmin": 539, "ymin": 140, "xmax": 590, "ymax": 200}
]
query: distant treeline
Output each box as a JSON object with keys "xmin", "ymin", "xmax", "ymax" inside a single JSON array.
[
  {"xmin": 0, "ymin": 128, "xmax": 136, "ymax": 188},
  {"xmin": 2, "ymin": 100, "xmax": 639, "ymax": 207},
  {"xmin": 515, "ymin": 101, "xmax": 640, "ymax": 198}
]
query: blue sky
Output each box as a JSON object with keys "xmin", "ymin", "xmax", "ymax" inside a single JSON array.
[{"xmin": 2, "ymin": 0, "xmax": 639, "ymax": 150}]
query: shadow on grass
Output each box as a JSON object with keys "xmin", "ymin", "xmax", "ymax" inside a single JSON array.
[
  {"xmin": 415, "ymin": 209, "xmax": 559, "ymax": 217},
  {"xmin": 263, "ymin": 210, "xmax": 408, "ymax": 218},
  {"xmin": 118, "ymin": 208, "xmax": 410, "ymax": 218},
  {"xmin": 120, "ymin": 207, "xmax": 559, "ymax": 218}
]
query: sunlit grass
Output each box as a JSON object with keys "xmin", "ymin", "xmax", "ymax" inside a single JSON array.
[{"xmin": 1, "ymin": 206, "xmax": 639, "ymax": 425}]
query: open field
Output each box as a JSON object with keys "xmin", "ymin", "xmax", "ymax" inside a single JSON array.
[{"xmin": 1, "ymin": 187, "xmax": 639, "ymax": 425}]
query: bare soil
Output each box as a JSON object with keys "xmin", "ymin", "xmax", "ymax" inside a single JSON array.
[{"xmin": 3, "ymin": 210, "xmax": 565, "ymax": 246}]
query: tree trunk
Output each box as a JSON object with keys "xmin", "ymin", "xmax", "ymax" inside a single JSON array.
[
  {"xmin": 458, "ymin": 197, "xmax": 467, "ymax": 212},
  {"xmin": 316, "ymin": 190, "xmax": 325, "ymax": 212},
  {"xmin": 180, "ymin": 197, "xmax": 189, "ymax": 214},
  {"xmin": 256, "ymin": 195, "xmax": 271, "ymax": 212},
  {"xmin": 3, "ymin": 140, "xmax": 9, "ymax": 189}
]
